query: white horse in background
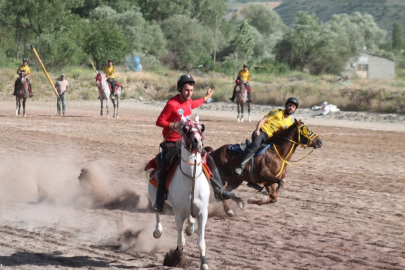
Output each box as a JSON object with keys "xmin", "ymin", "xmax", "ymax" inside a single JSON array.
[
  {"xmin": 95, "ymin": 71, "xmax": 122, "ymax": 118},
  {"xmin": 148, "ymin": 114, "xmax": 210, "ymax": 270}
]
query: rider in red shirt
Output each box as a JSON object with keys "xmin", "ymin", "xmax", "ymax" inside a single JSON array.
[{"xmin": 153, "ymin": 74, "xmax": 235, "ymax": 212}]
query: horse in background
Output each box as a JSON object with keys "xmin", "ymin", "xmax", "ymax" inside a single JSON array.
[
  {"xmin": 234, "ymin": 78, "xmax": 251, "ymax": 123},
  {"xmin": 147, "ymin": 114, "xmax": 210, "ymax": 270},
  {"xmin": 15, "ymin": 71, "xmax": 29, "ymax": 117},
  {"xmin": 95, "ymin": 71, "xmax": 121, "ymax": 118},
  {"xmin": 210, "ymin": 119, "xmax": 322, "ymax": 216}
]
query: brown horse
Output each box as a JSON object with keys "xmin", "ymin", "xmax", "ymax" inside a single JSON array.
[
  {"xmin": 210, "ymin": 119, "xmax": 322, "ymax": 216},
  {"xmin": 15, "ymin": 71, "xmax": 29, "ymax": 117}
]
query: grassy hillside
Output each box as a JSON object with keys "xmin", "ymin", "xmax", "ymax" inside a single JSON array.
[{"xmin": 227, "ymin": 0, "xmax": 405, "ymax": 36}]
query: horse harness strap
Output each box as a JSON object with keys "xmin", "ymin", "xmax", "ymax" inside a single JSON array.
[{"xmin": 273, "ymin": 125, "xmax": 316, "ymax": 177}]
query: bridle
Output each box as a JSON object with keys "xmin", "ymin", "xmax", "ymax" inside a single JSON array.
[{"xmin": 273, "ymin": 123, "xmax": 319, "ymax": 177}]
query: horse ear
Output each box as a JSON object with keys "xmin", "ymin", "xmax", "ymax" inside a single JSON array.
[
  {"xmin": 294, "ymin": 118, "xmax": 298, "ymax": 124},
  {"xmin": 182, "ymin": 125, "xmax": 189, "ymax": 134},
  {"xmin": 200, "ymin": 124, "xmax": 205, "ymax": 133},
  {"xmin": 195, "ymin": 114, "xmax": 199, "ymax": 123}
]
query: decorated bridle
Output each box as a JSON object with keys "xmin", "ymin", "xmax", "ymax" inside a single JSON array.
[
  {"xmin": 95, "ymin": 72, "xmax": 104, "ymax": 91},
  {"xmin": 273, "ymin": 122, "xmax": 319, "ymax": 177}
]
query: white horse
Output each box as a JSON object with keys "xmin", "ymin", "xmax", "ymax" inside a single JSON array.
[
  {"xmin": 95, "ymin": 71, "xmax": 121, "ymax": 118},
  {"xmin": 148, "ymin": 114, "xmax": 210, "ymax": 270},
  {"xmin": 234, "ymin": 82, "xmax": 251, "ymax": 123}
]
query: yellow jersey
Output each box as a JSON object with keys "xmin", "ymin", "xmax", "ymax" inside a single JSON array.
[
  {"xmin": 238, "ymin": 69, "xmax": 251, "ymax": 82},
  {"xmin": 17, "ymin": 65, "xmax": 31, "ymax": 75},
  {"xmin": 261, "ymin": 109, "xmax": 293, "ymax": 138},
  {"xmin": 103, "ymin": 66, "xmax": 115, "ymax": 78}
]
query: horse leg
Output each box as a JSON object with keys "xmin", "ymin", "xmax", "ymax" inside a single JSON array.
[
  {"xmin": 185, "ymin": 216, "xmax": 195, "ymax": 236},
  {"xmin": 100, "ymin": 98, "xmax": 103, "ymax": 118},
  {"xmin": 197, "ymin": 210, "xmax": 209, "ymax": 270},
  {"xmin": 240, "ymin": 103, "xmax": 244, "ymax": 123},
  {"xmin": 248, "ymin": 180, "xmax": 284, "ymax": 205},
  {"xmin": 112, "ymin": 98, "xmax": 116, "ymax": 118},
  {"xmin": 106, "ymin": 97, "xmax": 110, "ymax": 118},
  {"xmin": 248, "ymin": 102, "xmax": 251, "ymax": 123},
  {"xmin": 174, "ymin": 214, "xmax": 186, "ymax": 251},
  {"xmin": 15, "ymin": 97, "xmax": 19, "ymax": 116},
  {"xmin": 23, "ymin": 98, "xmax": 26, "ymax": 117},
  {"xmin": 116, "ymin": 96, "xmax": 119, "ymax": 118},
  {"xmin": 237, "ymin": 103, "xmax": 240, "ymax": 122},
  {"xmin": 153, "ymin": 212, "xmax": 163, "ymax": 238}
]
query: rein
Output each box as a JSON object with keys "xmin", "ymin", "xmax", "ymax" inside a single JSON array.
[{"xmin": 272, "ymin": 124, "xmax": 318, "ymax": 177}]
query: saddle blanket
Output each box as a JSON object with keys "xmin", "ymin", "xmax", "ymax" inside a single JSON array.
[
  {"xmin": 228, "ymin": 143, "xmax": 272, "ymax": 157},
  {"xmin": 145, "ymin": 158, "xmax": 211, "ymax": 191}
]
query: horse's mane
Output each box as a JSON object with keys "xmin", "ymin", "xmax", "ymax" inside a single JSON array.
[{"xmin": 98, "ymin": 71, "xmax": 107, "ymax": 80}]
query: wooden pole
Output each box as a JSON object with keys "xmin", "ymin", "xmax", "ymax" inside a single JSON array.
[
  {"xmin": 30, "ymin": 45, "xmax": 61, "ymax": 102},
  {"xmin": 89, "ymin": 59, "xmax": 97, "ymax": 73}
]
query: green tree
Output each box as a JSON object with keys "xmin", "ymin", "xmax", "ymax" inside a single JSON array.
[
  {"xmin": 240, "ymin": 4, "xmax": 287, "ymax": 37},
  {"xmin": 0, "ymin": 0, "xmax": 84, "ymax": 60},
  {"xmin": 84, "ymin": 23, "xmax": 127, "ymax": 69},
  {"xmin": 190, "ymin": 0, "xmax": 227, "ymax": 27},
  {"xmin": 161, "ymin": 15, "xmax": 213, "ymax": 70},
  {"xmin": 231, "ymin": 20, "xmax": 255, "ymax": 69},
  {"xmin": 137, "ymin": 0, "xmax": 192, "ymax": 22},
  {"xmin": 392, "ymin": 22, "xmax": 403, "ymax": 52},
  {"xmin": 275, "ymin": 12, "xmax": 325, "ymax": 72}
]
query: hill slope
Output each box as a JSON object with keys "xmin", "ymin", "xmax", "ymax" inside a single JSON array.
[{"xmin": 227, "ymin": 0, "xmax": 405, "ymax": 36}]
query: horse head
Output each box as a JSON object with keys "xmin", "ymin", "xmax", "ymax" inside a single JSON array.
[
  {"xmin": 95, "ymin": 71, "xmax": 103, "ymax": 87},
  {"xmin": 180, "ymin": 114, "xmax": 205, "ymax": 153},
  {"xmin": 19, "ymin": 71, "xmax": 26, "ymax": 83},
  {"xmin": 293, "ymin": 119, "xmax": 322, "ymax": 149}
]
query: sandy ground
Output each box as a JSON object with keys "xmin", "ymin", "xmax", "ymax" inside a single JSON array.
[{"xmin": 0, "ymin": 100, "xmax": 404, "ymax": 270}]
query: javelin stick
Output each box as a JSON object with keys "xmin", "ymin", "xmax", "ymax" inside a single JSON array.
[
  {"xmin": 89, "ymin": 59, "xmax": 97, "ymax": 73},
  {"xmin": 30, "ymin": 45, "xmax": 61, "ymax": 102}
]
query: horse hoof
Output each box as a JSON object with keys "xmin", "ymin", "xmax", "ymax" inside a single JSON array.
[
  {"xmin": 24, "ymin": 114, "xmax": 27, "ymax": 117},
  {"xmin": 116, "ymin": 115, "xmax": 119, "ymax": 118},
  {"xmin": 247, "ymin": 198, "xmax": 256, "ymax": 204},
  {"xmin": 249, "ymin": 117, "xmax": 252, "ymax": 123},
  {"xmin": 237, "ymin": 118, "xmax": 240, "ymax": 123},
  {"xmin": 226, "ymin": 210, "xmax": 235, "ymax": 217},
  {"xmin": 201, "ymin": 264, "xmax": 209, "ymax": 270},
  {"xmin": 241, "ymin": 118, "xmax": 244, "ymax": 123},
  {"xmin": 153, "ymin": 229, "xmax": 162, "ymax": 239},
  {"xmin": 237, "ymin": 201, "xmax": 245, "ymax": 210}
]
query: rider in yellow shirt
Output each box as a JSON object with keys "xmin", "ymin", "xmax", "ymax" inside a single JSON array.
[
  {"xmin": 13, "ymin": 58, "xmax": 34, "ymax": 97},
  {"xmin": 103, "ymin": 59, "xmax": 117, "ymax": 99},
  {"xmin": 234, "ymin": 97, "xmax": 299, "ymax": 175},
  {"xmin": 229, "ymin": 64, "xmax": 252, "ymax": 102}
]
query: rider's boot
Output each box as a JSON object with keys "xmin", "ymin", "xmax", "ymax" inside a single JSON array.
[
  {"xmin": 211, "ymin": 168, "xmax": 235, "ymax": 200},
  {"xmin": 153, "ymin": 171, "xmax": 168, "ymax": 212},
  {"xmin": 29, "ymin": 84, "xmax": 34, "ymax": 97},
  {"xmin": 234, "ymin": 151, "xmax": 255, "ymax": 175},
  {"xmin": 247, "ymin": 91, "xmax": 252, "ymax": 102}
]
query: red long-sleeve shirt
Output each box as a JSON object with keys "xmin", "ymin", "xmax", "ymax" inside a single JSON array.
[{"xmin": 156, "ymin": 94, "xmax": 205, "ymax": 142}]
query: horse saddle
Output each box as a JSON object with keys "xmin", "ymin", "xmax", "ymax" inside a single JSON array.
[
  {"xmin": 228, "ymin": 140, "xmax": 272, "ymax": 188},
  {"xmin": 228, "ymin": 140, "xmax": 272, "ymax": 157},
  {"xmin": 144, "ymin": 154, "xmax": 210, "ymax": 192}
]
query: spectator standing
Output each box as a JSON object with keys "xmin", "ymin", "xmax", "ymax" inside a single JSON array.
[{"xmin": 55, "ymin": 74, "xmax": 69, "ymax": 116}]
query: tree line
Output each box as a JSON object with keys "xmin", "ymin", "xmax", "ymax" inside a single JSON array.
[{"xmin": 0, "ymin": 0, "xmax": 402, "ymax": 75}]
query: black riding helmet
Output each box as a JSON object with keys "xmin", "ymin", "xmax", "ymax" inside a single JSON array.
[
  {"xmin": 23, "ymin": 58, "xmax": 28, "ymax": 62},
  {"xmin": 285, "ymin": 97, "xmax": 299, "ymax": 108},
  {"xmin": 243, "ymin": 64, "xmax": 248, "ymax": 68},
  {"xmin": 108, "ymin": 59, "xmax": 113, "ymax": 63},
  {"xmin": 177, "ymin": 74, "xmax": 195, "ymax": 92}
]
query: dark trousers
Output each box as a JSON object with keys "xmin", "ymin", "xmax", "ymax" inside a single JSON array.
[
  {"xmin": 156, "ymin": 142, "xmax": 177, "ymax": 203},
  {"xmin": 107, "ymin": 78, "xmax": 116, "ymax": 95},
  {"xmin": 245, "ymin": 129, "xmax": 270, "ymax": 156}
]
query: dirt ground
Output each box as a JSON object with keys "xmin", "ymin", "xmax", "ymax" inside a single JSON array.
[{"xmin": 1, "ymin": 100, "xmax": 404, "ymax": 270}]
